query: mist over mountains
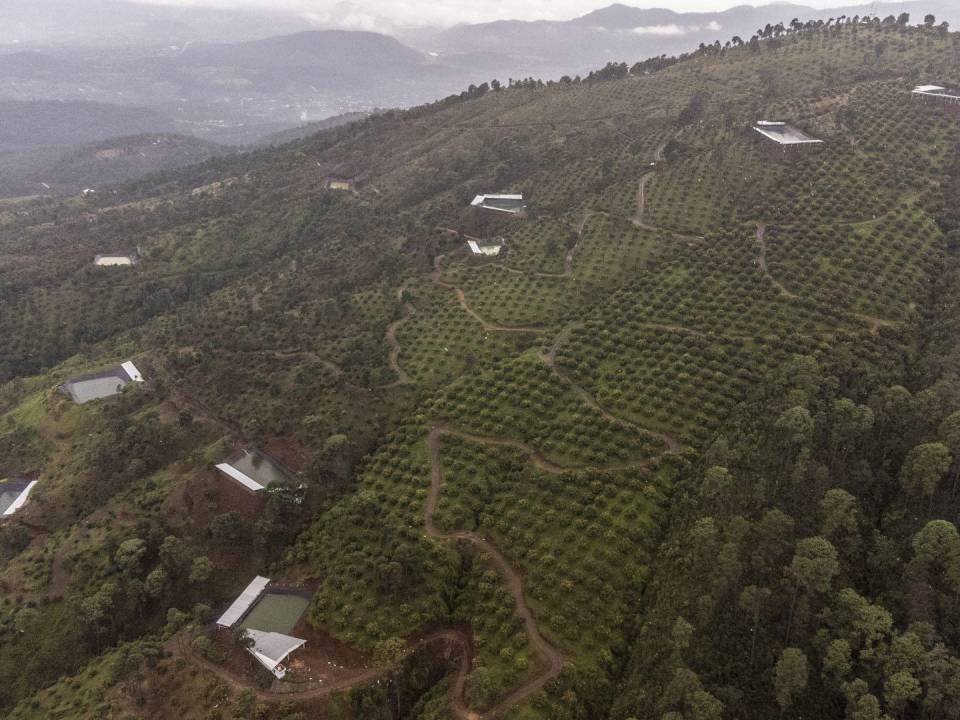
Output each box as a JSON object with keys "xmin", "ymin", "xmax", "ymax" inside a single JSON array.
[{"xmin": 1, "ymin": 0, "xmax": 958, "ymax": 196}]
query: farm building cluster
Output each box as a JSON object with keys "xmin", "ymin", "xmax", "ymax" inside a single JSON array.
[{"xmin": 216, "ymin": 576, "xmax": 310, "ymax": 679}]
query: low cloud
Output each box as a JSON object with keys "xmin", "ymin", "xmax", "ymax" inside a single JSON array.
[
  {"xmin": 302, "ymin": 9, "xmax": 382, "ymax": 31},
  {"xmin": 632, "ymin": 20, "xmax": 722, "ymax": 35},
  {"xmin": 136, "ymin": 0, "xmax": 741, "ymax": 29},
  {"xmin": 632, "ymin": 23, "xmax": 687, "ymax": 35}
]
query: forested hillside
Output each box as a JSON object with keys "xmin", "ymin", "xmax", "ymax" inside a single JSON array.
[{"xmin": 1, "ymin": 15, "xmax": 959, "ymax": 720}]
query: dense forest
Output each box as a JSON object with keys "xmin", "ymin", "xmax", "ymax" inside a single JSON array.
[{"xmin": 0, "ymin": 13, "xmax": 959, "ymax": 720}]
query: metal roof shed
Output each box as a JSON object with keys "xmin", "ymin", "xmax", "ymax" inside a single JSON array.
[
  {"xmin": 216, "ymin": 576, "xmax": 270, "ymax": 628},
  {"xmin": 244, "ymin": 629, "xmax": 307, "ymax": 679},
  {"xmin": 1, "ymin": 480, "xmax": 38, "ymax": 517}
]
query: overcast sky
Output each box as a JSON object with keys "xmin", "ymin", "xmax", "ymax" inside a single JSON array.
[{"xmin": 134, "ymin": 0, "xmax": 834, "ymax": 29}]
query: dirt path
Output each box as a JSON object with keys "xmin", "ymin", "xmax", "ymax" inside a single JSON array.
[
  {"xmin": 431, "ymin": 271, "xmax": 548, "ymax": 335},
  {"xmin": 539, "ymin": 331, "xmax": 684, "ymax": 455},
  {"xmin": 564, "ymin": 209, "xmax": 596, "ymax": 277},
  {"xmin": 853, "ymin": 313, "xmax": 904, "ymax": 334},
  {"xmin": 427, "ymin": 428, "xmax": 566, "ymax": 718},
  {"xmin": 173, "ymin": 630, "xmax": 471, "ymax": 705},
  {"xmin": 756, "ymin": 225, "xmax": 902, "ymax": 335},
  {"xmin": 632, "ymin": 171, "xmax": 658, "ymax": 232},
  {"xmin": 629, "ymin": 143, "xmax": 704, "ymax": 242},
  {"xmin": 382, "ymin": 286, "xmax": 416, "ymax": 387},
  {"xmin": 251, "ymin": 282, "xmax": 270, "ymax": 313},
  {"xmin": 438, "ymin": 226, "xmax": 571, "ymax": 280},
  {"xmin": 453, "ymin": 288, "xmax": 546, "ymax": 334},
  {"xmin": 755, "ymin": 224, "xmax": 798, "ymax": 299}
]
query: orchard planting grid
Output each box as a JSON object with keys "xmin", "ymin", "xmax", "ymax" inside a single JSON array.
[
  {"xmin": 433, "ymin": 433, "xmax": 671, "ymax": 673},
  {"xmin": 395, "ymin": 281, "xmax": 529, "ymax": 387},
  {"xmin": 423, "ymin": 353, "xmax": 666, "ymax": 467}
]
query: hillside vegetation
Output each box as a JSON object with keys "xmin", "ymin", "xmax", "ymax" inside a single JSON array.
[{"xmin": 1, "ymin": 16, "xmax": 959, "ymax": 720}]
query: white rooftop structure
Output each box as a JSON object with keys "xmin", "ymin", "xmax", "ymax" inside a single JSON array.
[
  {"xmin": 94, "ymin": 252, "xmax": 139, "ymax": 267},
  {"xmin": 752, "ymin": 121, "xmax": 823, "ymax": 146},
  {"xmin": 1, "ymin": 480, "xmax": 38, "ymax": 517},
  {"xmin": 467, "ymin": 239, "xmax": 503, "ymax": 257},
  {"xmin": 216, "ymin": 575, "xmax": 270, "ymax": 628},
  {"xmin": 912, "ymin": 85, "xmax": 960, "ymax": 103},
  {"xmin": 215, "ymin": 449, "xmax": 290, "ymax": 493},
  {"xmin": 215, "ymin": 462, "xmax": 265, "ymax": 492},
  {"xmin": 121, "ymin": 361, "xmax": 144, "ymax": 382},
  {"xmin": 471, "ymin": 194, "xmax": 526, "ymax": 214},
  {"xmin": 244, "ymin": 629, "xmax": 307, "ymax": 679},
  {"xmin": 60, "ymin": 360, "xmax": 145, "ymax": 404}
]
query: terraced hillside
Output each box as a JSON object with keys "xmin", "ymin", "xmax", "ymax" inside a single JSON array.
[{"xmin": 2, "ymin": 18, "xmax": 960, "ymax": 720}]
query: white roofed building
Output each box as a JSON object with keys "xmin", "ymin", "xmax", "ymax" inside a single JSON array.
[
  {"xmin": 467, "ymin": 238, "xmax": 504, "ymax": 257},
  {"xmin": 912, "ymin": 85, "xmax": 960, "ymax": 105},
  {"xmin": 215, "ymin": 448, "xmax": 291, "ymax": 494},
  {"xmin": 94, "ymin": 251, "xmax": 140, "ymax": 267},
  {"xmin": 244, "ymin": 629, "xmax": 307, "ymax": 679},
  {"xmin": 0, "ymin": 478, "xmax": 39, "ymax": 518},
  {"xmin": 752, "ymin": 121, "xmax": 824, "ymax": 147},
  {"xmin": 60, "ymin": 360, "xmax": 146, "ymax": 404},
  {"xmin": 216, "ymin": 575, "xmax": 271, "ymax": 628},
  {"xmin": 215, "ymin": 576, "xmax": 309, "ymax": 679},
  {"xmin": 471, "ymin": 194, "xmax": 526, "ymax": 214}
]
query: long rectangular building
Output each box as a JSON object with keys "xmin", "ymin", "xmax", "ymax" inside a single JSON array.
[
  {"xmin": 752, "ymin": 121, "xmax": 823, "ymax": 146},
  {"xmin": 216, "ymin": 575, "xmax": 271, "ymax": 628},
  {"xmin": 912, "ymin": 85, "xmax": 960, "ymax": 104},
  {"xmin": 0, "ymin": 478, "xmax": 38, "ymax": 517}
]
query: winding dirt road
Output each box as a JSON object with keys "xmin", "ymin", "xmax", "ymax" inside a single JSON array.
[
  {"xmin": 756, "ymin": 224, "xmax": 902, "ymax": 335},
  {"xmin": 539, "ymin": 329, "xmax": 684, "ymax": 455},
  {"xmin": 383, "ymin": 301, "xmax": 415, "ymax": 387},
  {"xmin": 174, "ymin": 630, "xmax": 471, "ymax": 705},
  {"xmin": 755, "ymin": 224, "xmax": 797, "ymax": 299},
  {"xmin": 430, "ymin": 271, "xmax": 548, "ymax": 335},
  {"xmin": 632, "ymin": 171, "xmax": 659, "ymax": 233},
  {"xmin": 427, "ymin": 428, "xmax": 566, "ymax": 719}
]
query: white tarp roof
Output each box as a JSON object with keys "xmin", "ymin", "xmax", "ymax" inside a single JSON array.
[
  {"xmin": 912, "ymin": 85, "xmax": 960, "ymax": 100},
  {"xmin": 95, "ymin": 256, "xmax": 135, "ymax": 265},
  {"xmin": 245, "ymin": 629, "xmax": 306, "ymax": 676},
  {"xmin": 752, "ymin": 122, "xmax": 823, "ymax": 145},
  {"xmin": 216, "ymin": 462, "xmax": 266, "ymax": 492},
  {"xmin": 216, "ymin": 576, "xmax": 270, "ymax": 628},
  {"xmin": 2, "ymin": 481, "xmax": 38, "ymax": 517},
  {"xmin": 121, "ymin": 361, "xmax": 144, "ymax": 382},
  {"xmin": 471, "ymin": 193, "xmax": 524, "ymax": 206},
  {"xmin": 467, "ymin": 240, "xmax": 502, "ymax": 256}
]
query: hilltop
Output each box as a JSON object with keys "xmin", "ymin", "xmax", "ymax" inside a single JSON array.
[{"xmin": 1, "ymin": 15, "xmax": 960, "ymax": 720}]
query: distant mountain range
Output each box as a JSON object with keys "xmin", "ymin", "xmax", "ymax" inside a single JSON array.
[
  {"xmin": 0, "ymin": 0, "xmax": 957, "ymax": 197},
  {"xmin": 402, "ymin": 1, "xmax": 960, "ymax": 75},
  {"xmin": 0, "ymin": 0, "xmax": 311, "ymax": 45}
]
